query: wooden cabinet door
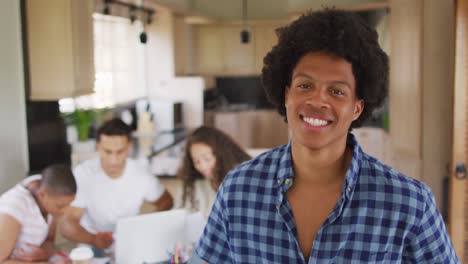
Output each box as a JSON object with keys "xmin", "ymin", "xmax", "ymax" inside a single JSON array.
[
  {"xmin": 26, "ymin": 0, "xmax": 94, "ymax": 100},
  {"xmin": 388, "ymin": 0, "xmax": 423, "ymax": 180},
  {"xmin": 70, "ymin": 0, "xmax": 95, "ymax": 97},
  {"xmin": 26, "ymin": 0, "xmax": 75, "ymax": 100},
  {"xmin": 194, "ymin": 23, "xmax": 284, "ymax": 75},
  {"xmin": 449, "ymin": 0, "xmax": 468, "ymax": 261},
  {"xmin": 207, "ymin": 110, "xmax": 289, "ymax": 149},
  {"xmin": 194, "ymin": 26, "xmax": 224, "ymax": 74},
  {"xmin": 254, "ymin": 25, "xmax": 278, "ymax": 73}
]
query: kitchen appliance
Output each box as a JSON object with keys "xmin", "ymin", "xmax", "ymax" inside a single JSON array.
[
  {"xmin": 216, "ymin": 76, "xmax": 273, "ymax": 109},
  {"xmin": 150, "ymin": 100, "xmax": 183, "ymax": 132}
]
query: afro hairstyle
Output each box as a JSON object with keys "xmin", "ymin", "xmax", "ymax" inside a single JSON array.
[{"xmin": 261, "ymin": 8, "xmax": 389, "ymax": 129}]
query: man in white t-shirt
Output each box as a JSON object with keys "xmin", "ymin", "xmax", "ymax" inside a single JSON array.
[
  {"xmin": 60, "ymin": 118, "xmax": 173, "ymax": 252},
  {"xmin": 0, "ymin": 164, "xmax": 76, "ymax": 263}
]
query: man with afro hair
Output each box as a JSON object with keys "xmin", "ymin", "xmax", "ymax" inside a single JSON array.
[{"xmin": 193, "ymin": 8, "xmax": 459, "ymax": 263}]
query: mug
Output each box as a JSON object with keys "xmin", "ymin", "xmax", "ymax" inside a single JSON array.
[{"xmin": 69, "ymin": 247, "xmax": 94, "ymax": 264}]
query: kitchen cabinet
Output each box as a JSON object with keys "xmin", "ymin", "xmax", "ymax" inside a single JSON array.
[
  {"xmin": 26, "ymin": 0, "xmax": 95, "ymax": 100},
  {"xmin": 194, "ymin": 26, "xmax": 224, "ymax": 74},
  {"xmin": 205, "ymin": 110, "xmax": 289, "ymax": 148},
  {"xmin": 254, "ymin": 25, "xmax": 278, "ymax": 73},
  {"xmin": 193, "ymin": 23, "xmax": 284, "ymax": 75},
  {"xmin": 174, "ymin": 16, "xmax": 194, "ymax": 76}
]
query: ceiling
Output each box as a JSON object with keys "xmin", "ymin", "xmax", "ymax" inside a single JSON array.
[{"xmin": 152, "ymin": 0, "xmax": 388, "ymax": 21}]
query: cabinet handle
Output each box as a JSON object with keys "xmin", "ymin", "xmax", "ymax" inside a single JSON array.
[{"xmin": 455, "ymin": 163, "xmax": 467, "ymax": 179}]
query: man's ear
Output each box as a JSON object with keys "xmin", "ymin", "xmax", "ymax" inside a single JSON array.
[
  {"xmin": 37, "ymin": 188, "xmax": 46, "ymax": 198},
  {"xmin": 126, "ymin": 141, "xmax": 133, "ymax": 151},
  {"xmin": 353, "ymin": 99, "xmax": 364, "ymax": 121},
  {"xmin": 284, "ymin": 86, "xmax": 290, "ymax": 108}
]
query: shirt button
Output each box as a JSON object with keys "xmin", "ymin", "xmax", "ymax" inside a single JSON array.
[
  {"xmin": 347, "ymin": 187, "xmax": 351, "ymax": 192},
  {"xmin": 285, "ymin": 178, "xmax": 292, "ymax": 186},
  {"xmin": 277, "ymin": 178, "xmax": 283, "ymax": 185}
]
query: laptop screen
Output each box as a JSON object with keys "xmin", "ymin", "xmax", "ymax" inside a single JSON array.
[{"xmin": 114, "ymin": 209, "xmax": 205, "ymax": 264}]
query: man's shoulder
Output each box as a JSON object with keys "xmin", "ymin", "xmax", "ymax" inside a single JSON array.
[
  {"xmin": 73, "ymin": 157, "xmax": 100, "ymax": 180},
  {"xmin": 359, "ymin": 152, "xmax": 432, "ymax": 203},
  {"xmin": 222, "ymin": 145, "xmax": 287, "ymax": 189},
  {"xmin": 74, "ymin": 157, "xmax": 99, "ymax": 170},
  {"xmin": 0, "ymin": 185, "xmax": 32, "ymax": 217}
]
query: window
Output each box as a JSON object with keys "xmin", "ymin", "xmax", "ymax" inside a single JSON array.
[{"xmin": 60, "ymin": 13, "xmax": 147, "ymax": 112}]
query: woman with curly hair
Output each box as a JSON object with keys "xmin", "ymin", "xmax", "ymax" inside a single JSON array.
[
  {"xmin": 177, "ymin": 126, "xmax": 251, "ymax": 218},
  {"xmin": 195, "ymin": 8, "xmax": 459, "ymax": 263}
]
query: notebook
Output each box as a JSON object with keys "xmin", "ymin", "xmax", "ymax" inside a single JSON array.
[{"xmin": 114, "ymin": 209, "xmax": 206, "ymax": 264}]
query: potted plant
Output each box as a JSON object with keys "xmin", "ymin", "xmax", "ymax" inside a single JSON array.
[
  {"xmin": 65, "ymin": 108, "xmax": 112, "ymax": 141},
  {"xmin": 63, "ymin": 109, "xmax": 95, "ymax": 142}
]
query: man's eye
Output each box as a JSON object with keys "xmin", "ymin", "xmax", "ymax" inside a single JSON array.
[
  {"xmin": 297, "ymin": 83, "xmax": 311, "ymax": 89},
  {"xmin": 332, "ymin": 89, "xmax": 345, "ymax": 95}
]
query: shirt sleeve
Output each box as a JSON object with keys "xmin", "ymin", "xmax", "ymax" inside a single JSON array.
[
  {"xmin": 0, "ymin": 195, "xmax": 26, "ymax": 225},
  {"xmin": 194, "ymin": 184, "xmax": 233, "ymax": 263},
  {"xmin": 143, "ymin": 172, "xmax": 166, "ymax": 202},
  {"xmin": 405, "ymin": 184, "xmax": 460, "ymax": 263}
]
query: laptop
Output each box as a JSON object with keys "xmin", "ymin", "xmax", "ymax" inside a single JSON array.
[{"xmin": 114, "ymin": 209, "xmax": 206, "ymax": 264}]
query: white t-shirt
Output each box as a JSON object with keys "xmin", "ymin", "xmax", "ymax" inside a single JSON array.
[
  {"xmin": 0, "ymin": 175, "xmax": 52, "ymax": 258},
  {"xmin": 174, "ymin": 179, "xmax": 217, "ymax": 219},
  {"xmin": 71, "ymin": 158, "xmax": 165, "ymax": 233}
]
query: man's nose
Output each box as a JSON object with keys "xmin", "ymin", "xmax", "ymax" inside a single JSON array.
[
  {"xmin": 110, "ymin": 154, "xmax": 120, "ymax": 164},
  {"xmin": 305, "ymin": 87, "xmax": 329, "ymax": 108}
]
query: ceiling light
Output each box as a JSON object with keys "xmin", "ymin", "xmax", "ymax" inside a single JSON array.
[{"xmin": 241, "ymin": 0, "xmax": 249, "ymax": 44}]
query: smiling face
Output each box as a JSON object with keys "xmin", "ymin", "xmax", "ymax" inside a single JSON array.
[
  {"xmin": 190, "ymin": 143, "xmax": 217, "ymax": 180},
  {"xmin": 285, "ymin": 51, "xmax": 364, "ymax": 152}
]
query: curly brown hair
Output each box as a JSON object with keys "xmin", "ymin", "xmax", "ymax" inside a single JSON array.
[
  {"xmin": 177, "ymin": 126, "xmax": 251, "ymax": 208},
  {"xmin": 262, "ymin": 8, "xmax": 389, "ymax": 129}
]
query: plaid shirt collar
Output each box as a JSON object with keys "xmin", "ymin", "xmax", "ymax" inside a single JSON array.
[{"xmin": 276, "ymin": 133, "xmax": 362, "ymax": 201}]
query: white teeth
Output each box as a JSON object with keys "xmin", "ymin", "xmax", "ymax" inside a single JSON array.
[{"xmin": 303, "ymin": 117, "xmax": 329, "ymax": 126}]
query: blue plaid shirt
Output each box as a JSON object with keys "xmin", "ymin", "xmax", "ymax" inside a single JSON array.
[{"xmin": 194, "ymin": 134, "xmax": 459, "ymax": 263}]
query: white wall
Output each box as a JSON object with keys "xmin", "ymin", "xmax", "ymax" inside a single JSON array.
[
  {"xmin": 146, "ymin": 6, "xmax": 175, "ymax": 87},
  {"xmin": 149, "ymin": 77, "xmax": 204, "ymax": 129},
  {"xmin": 144, "ymin": 5, "xmax": 204, "ymax": 130},
  {"xmin": 0, "ymin": 0, "xmax": 29, "ymax": 193}
]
